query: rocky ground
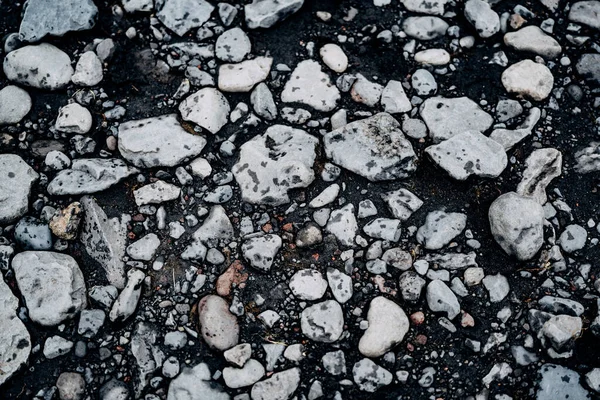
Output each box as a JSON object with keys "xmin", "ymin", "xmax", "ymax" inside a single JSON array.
[{"xmin": 1, "ymin": 0, "xmax": 600, "ymax": 399}]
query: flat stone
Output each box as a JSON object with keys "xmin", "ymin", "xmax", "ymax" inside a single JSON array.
[
  {"xmin": 501, "ymin": 60, "xmax": 554, "ymax": 101},
  {"xmin": 426, "ymin": 280, "xmax": 460, "ymax": 319},
  {"xmin": 504, "ymin": 26, "xmax": 562, "ymax": 59},
  {"xmin": 415, "ymin": 49, "xmax": 450, "ymax": 65},
  {"xmin": 190, "ymin": 205, "xmax": 233, "ymax": 248},
  {"xmin": 224, "ymin": 343, "xmax": 252, "ymax": 368},
  {"xmin": 320, "ymin": 43, "xmax": 348, "ymax": 73},
  {"xmin": 245, "ymin": 0, "xmax": 304, "ymax": 29},
  {"xmin": 14, "ymin": 217, "xmax": 52, "ymax": 250},
  {"xmin": 3, "ymin": 43, "xmax": 74, "ymax": 90},
  {"xmin": 156, "ymin": 0, "xmax": 214, "ymax": 36},
  {"xmin": 118, "ymin": 114, "xmax": 207, "ymax": 168},
  {"xmin": 43, "ymin": 336, "xmax": 73, "ymax": 359},
  {"xmin": 218, "ymin": 57, "xmax": 272, "ymax": 92},
  {"xmin": 198, "ymin": 295, "xmax": 239, "ymax": 351},
  {"xmin": 0, "ymin": 154, "xmax": 38, "ymax": 224},
  {"xmin": 425, "ymin": 131, "xmax": 507, "ymax": 180},
  {"xmin": 251, "ymin": 83, "xmax": 277, "ymax": 120},
  {"xmin": 0, "ymin": 86, "xmax": 31, "ymax": 125},
  {"xmin": 489, "ymin": 192, "xmax": 544, "ymax": 260},
  {"xmin": 464, "ymin": 0, "xmax": 500, "ymax": 38},
  {"xmin": 250, "ymin": 368, "xmax": 301, "ymax": 400},
  {"xmin": 482, "ymin": 274, "xmax": 510, "ymax": 302},
  {"xmin": 352, "ymin": 359, "xmax": 393, "ymax": 392},
  {"xmin": 108, "ymin": 269, "xmax": 145, "ymax": 323},
  {"xmin": 19, "ymin": 0, "xmax": 98, "ymax": 42},
  {"xmin": 382, "ymin": 188, "xmax": 423, "ymax": 221},
  {"xmin": 536, "ymin": 364, "xmax": 589, "ymax": 399},
  {"xmin": 232, "ymin": 125, "xmax": 317, "ymax": 205},
  {"xmin": 289, "ymin": 269, "xmax": 328, "ymax": 300},
  {"xmin": 517, "ymin": 148, "xmax": 562, "ymax": 204},
  {"xmin": 167, "ymin": 363, "xmax": 229, "ymax": 400},
  {"xmin": 539, "ymin": 296, "xmax": 585, "ymax": 317},
  {"xmin": 12, "ymin": 251, "xmax": 86, "ymax": 326},
  {"xmin": 417, "ymin": 210, "xmax": 467, "ymax": 250},
  {"xmin": 180, "ymin": 88, "xmax": 230, "ymax": 134},
  {"xmin": 419, "ymin": 96, "xmax": 493, "ymax": 142},
  {"xmin": 126, "ymin": 234, "xmax": 160, "ymax": 261},
  {"xmin": 363, "ymin": 218, "xmax": 402, "ymax": 242},
  {"xmin": 381, "ymin": 80, "xmax": 412, "ymax": 113},
  {"xmin": 223, "ymin": 359, "xmax": 265, "ymax": 389},
  {"xmin": 359, "ymin": 297, "xmax": 409, "ymax": 357},
  {"xmin": 403, "ymin": 16, "xmax": 448, "ymax": 40},
  {"xmin": 568, "ymin": 1, "xmax": 600, "ymax": 29},
  {"xmin": 301, "ymin": 300, "xmax": 344, "ymax": 343},
  {"xmin": 55, "ymin": 103, "xmax": 93, "ymax": 134},
  {"xmin": 241, "ymin": 234, "xmax": 282, "ymax": 272},
  {"xmin": 216, "ymin": 27, "xmax": 251, "ymax": 62},
  {"xmin": 133, "ymin": 180, "xmax": 181, "ymax": 206},
  {"xmin": 281, "ymin": 60, "xmax": 340, "ymax": 111},
  {"xmin": 489, "ymin": 107, "xmax": 541, "ymax": 150},
  {"xmin": 326, "ymin": 204, "xmax": 358, "ymax": 247},
  {"xmin": 411, "ymin": 69, "xmax": 437, "ymax": 96}
]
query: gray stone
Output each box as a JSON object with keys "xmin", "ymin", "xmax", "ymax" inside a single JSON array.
[
  {"xmin": 496, "ymin": 99, "xmax": 523, "ymax": 122},
  {"xmin": 382, "ymin": 188, "xmax": 423, "ymax": 221},
  {"xmin": 559, "ymin": 224, "xmax": 587, "ymax": 253},
  {"xmin": 12, "ymin": 251, "xmax": 86, "ymax": 326},
  {"xmin": 399, "ymin": 271, "xmax": 426, "ymax": 302},
  {"xmin": 576, "ymin": 53, "xmax": 600, "ymax": 84},
  {"xmin": 402, "ymin": 118, "xmax": 428, "ymax": 139},
  {"xmin": 358, "ymin": 199, "xmax": 377, "ymax": 218},
  {"xmin": 326, "ymin": 268, "xmax": 353, "ymax": 304},
  {"xmin": 359, "ymin": 296, "xmax": 409, "ymax": 357},
  {"xmin": 301, "ymin": 300, "xmax": 344, "ymax": 343},
  {"xmin": 415, "ymin": 48, "xmax": 450, "ymax": 65},
  {"xmin": 190, "ymin": 205, "xmax": 233, "ymax": 248},
  {"xmin": 489, "ymin": 192, "xmax": 544, "ymax": 260},
  {"xmin": 482, "ymin": 274, "xmax": 510, "ymax": 303},
  {"xmin": 198, "ymin": 295, "xmax": 239, "ymax": 351},
  {"xmin": 363, "ymin": 218, "xmax": 402, "ymax": 242},
  {"xmin": 223, "ymin": 359, "xmax": 265, "ymax": 388},
  {"xmin": 417, "ymin": 210, "xmax": 467, "ymax": 250},
  {"xmin": 99, "ymin": 379, "xmax": 130, "ymax": 400},
  {"xmin": 250, "ymin": 368, "xmax": 300, "ymax": 400},
  {"xmin": 289, "ymin": 269, "xmax": 328, "ymax": 300},
  {"xmin": 419, "ymin": 96, "xmax": 493, "ymax": 142},
  {"xmin": 126, "ymin": 234, "xmax": 160, "ymax": 261},
  {"xmin": 0, "ymin": 154, "xmax": 38, "ymax": 225},
  {"xmin": 123, "ymin": 0, "xmax": 154, "ymax": 12},
  {"xmin": 43, "ymin": 336, "xmax": 73, "ymax": 359},
  {"xmin": 382, "ymin": 248, "xmax": 412, "ymax": 270},
  {"xmin": 575, "ymin": 141, "xmax": 600, "ymax": 173},
  {"xmin": 216, "ymin": 27, "xmax": 251, "ymax": 62},
  {"xmin": 242, "ymin": 234, "xmax": 282, "ymax": 272},
  {"xmin": 351, "ymin": 75, "xmax": 383, "ymax": 107},
  {"xmin": 3, "ymin": 43, "xmax": 74, "ymax": 90},
  {"xmin": 77, "ymin": 309, "xmax": 105, "ymax": 338},
  {"xmin": 164, "ymin": 331, "xmax": 187, "ymax": 350},
  {"xmin": 156, "ymin": 0, "xmax": 214, "ymax": 36},
  {"xmin": 352, "ymin": 359, "xmax": 393, "ymax": 392},
  {"xmin": 262, "ymin": 343, "xmax": 284, "ymax": 371},
  {"xmin": 281, "ymin": 60, "xmax": 340, "ymax": 111},
  {"xmin": 180, "ymin": 88, "xmax": 230, "ymax": 134},
  {"xmin": 490, "ymin": 107, "xmax": 541, "ymax": 150},
  {"xmin": 541, "ymin": 315, "xmax": 583, "ymax": 351},
  {"xmin": 464, "ymin": 0, "xmax": 500, "ymax": 38},
  {"xmin": 320, "ymin": 43, "xmax": 348, "ymax": 73},
  {"xmin": 411, "ymin": 69, "xmax": 437, "ymax": 96},
  {"xmin": 232, "ymin": 125, "xmax": 317, "ymax": 205},
  {"xmin": 322, "ymin": 350, "xmax": 346, "ymax": 375},
  {"xmin": 119, "ymin": 114, "xmax": 207, "ymax": 167},
  {"xmin": 19, "ymin": 0, "xmax": 98, "ymax": 42},
  {"xmin": 133, "ymin": 180, "xmax": 181, "ymax": 206},
  {"xmin": 381, "ymin": 80, "xmax": 411, "ymax": 114},
  {"xmin": 0, "ymin": 85, "xmax": 31, "ymax": 125},
  {"xmin": 424, "ymin": 252, "xmax": 477, "ymax": 270},
  {"xmin": 48, "ymin": 158, "xmax": 138, "ymax": 195},
  {"xmin": 56, "ymin": 372, "xmax": 85, "ymax": 400},
  {"xmin": 218, "ymin": 3, "xmax": 237, "ymax": 26},
  {"xmin": 245, "ymin": 0, "xmax": 304, "ymax": 29},
  {"xmin": 504, "ymin": 26, "xmax": 561, "ymax": 59},
  {"xmin": 162, "ymin": 357, "xmax": 180, "ymax": 379},
  {"xmin": 403, "ymin": 16, "xmax": 448, "ymax": 40},
  {"xmin": 501, "ymin": 60, "xmax": 554, "ymax": 101},
  {"xmin": 325, "ymin": 204, "xmax": 358, "ymax": 247},
  {"xmin": 517, "ymin": 148, "xmax": 562, "ymax": 204},
  {"xmin": 400, "ymin": 0, "xmax": 447, "ymax": 15},
  {"xmin": 586, "ymin": 368, "xmax": 600, "ymax": 393},
  {"xmin": 323, "ymin": 113, "xmax": 416, "ymax": 181},
  {"xmin": 55, "ymin": 103, "xmax": 93, "ymax": 134},
  {"xmin": 296, "ymin": 223, "xmax": 323, "ymax": 248},
  {"xmin": 224, "ymin": 343, "xmax": 252, "ymax": 368},
  {"xmin": 72, "ymin": 51, "xmax": 103, "ymax": 86},
  {"xmin": 218, "ymin": 57, "xmax": 272, "ymax": 92},
  {"xmin": 568, "ymin": 1, "xmax": 600, "ymax": 29},
  {"xmin": 251, "ymin": 83, "xmax": 277, "ymax": 120},
  {"xmin": 539, "ymin": 296, "xmax": 584, "ymax": 316},
  {"xmin": 167, "ymin": 363, "xmax": 229, "ymax": 400},
  {"xmin": 426, "ymin": 280, "xmax": 460, "ymax": 319},
  {"xmin": 109, "ymin": 269, "xmax": 145, "ymax": 323}
]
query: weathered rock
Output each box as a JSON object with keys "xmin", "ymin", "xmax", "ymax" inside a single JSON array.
[
  {"xmin": 12, "ymin": 251, "xmax": 86, "ymax": 326},
  {"xmin": 250, "ymin": 83, "xmax": 277, "ymax": 120},
  {"xmin": 482, "ymin": 274, "xmax": 510, "ymax": 303},
  {"xmin": 414, "ymin": 48, "xmax": 450, "ymax": 65},
  {"xmin": 0, "ymin": 85, "xmax": 31, "ymax": 125},
  {"xmin": 516, "ymin": 148, "xmax": 562, "ymax": 204},
  {"xmin": 133, "ymin": 180, "xmax": 181, "ymax": 206},
  {"xmin": 156, "ymin": 0, "xmax": 214, "ymax": 36},
  {"xmin": 403, "ymin": 16, "xmax": 448, "ymax": 40},
  {"xmin": 325, "ymin": 204, "xmax": 358, "ymax": 247},
  {"xmin": 223, "ymin": 359, "xmax": 265, "ymax": 388},
  {"xmin": 242, "ymin": 234, "xmax": 282, "ymax": 272},
  {"xmin": 167, "ymin": 363, "xmax": 230, "ymax": 400},
  {"xmin": 400, "ymin": 0, "xmax": 447, "ymax": 15},
  {"xmin": 501, "ymin": 60, "xmax": 554, "ymax": 101},
  {"xmin": 411, "ymin": 69, "xmax": 437, "ymax": 96},
  {"xmin": 568, "ymin": 1, "xmax": 600, "ymax": 29},
  {"xmin": 399, "ymin": 271, "xmax": 426, "ymax": 302},
  {"xmin": 250, "ymin": 368, "xmax": 301, "ymax": 400},
  {"xmin": 71, "ymin": 51, "xmax": 103, "ymax": 86},
  {"xmin": 575, "ymin": 141, "xmax": 600, "ymax": 173},
  {"xmin": 118, "ymin": 114, "xmax": 206, "ymax": 168},
  {"xmin": 464, "ymin": 0, "xmax": 500, "ymax": 38},
  {"xmin": 382, "ymin": 188, "xmax": 423, "ymax": 221},
  {"xmin": 359, "ymin": 297, "xmax": 409, "ymax": 357},
  {"xmin": 56, "ymin": 372, "xmax": 85, "ymax": 400},
  {"xmin": 381, "ymin": 80, "xmax": 412, "ymax": 113},
  {"xmin": 576, "ymin": 53, "xmax": 600, "ymax": 84},
  {"xmin": 289, "ymin": 269, "xmax": 328, "ymax": 300},
  {"xmin": 190, "ymin": 205, "xmax": 233, "ymax": 248},
  {"xmin": 216, "ymin": 27, "xmax": 251, "ymax": 62},
  {"xmin": 245, "ymin": 0, "xmax": 304, "ymax": 29},
  {"xmin": 426, "ymin": 280, "xmax": 460, "ymax": 319},
  {"xmin": 126, "ymin": 234, "xmax": 160, "ymax": 261},
  {"xmin": 301, "ymin": 300, "xmax": 344, "ymax": 343},
  {"xmin": 49, "ymin": 202, "xmax": 82, "ymax": 240},
  {"xmin": 489, "ymin": 107, "xmax": 541, "ymax": 150},
  {"xmin": 558, "ymin": 224, "xmax": 587, "ymax": 253},
  {"xmin": 218, "ymin": 57, "xmax": 272, "ymax": 92},
  {"xmin": 198, "ymin": 295, "xmax": 239, "ymax": 351},
  {"xmin": 14, "ymin": 217, "xmax": 52, "ymax": 250},
  {"xmin": 55, "ymin": 103, "xmax": 93, "ymax": 134},
  {"xmin": 109, "ymin": 269, "xmax": 145, "ymax": 323},
  {"xmin": 417, "ymin": 210, "xmax": 467, "ymax": 250},
  {"xmin": 504, "ymin": 26, "xmax": 561, "ymax": 59},
  {"xmin": 320, "ymin": 43, "xmax": 348, "ymax": 73},
  {"xmin": 281, "ymin": 60, "xmax": 340, "ymax": 112},
  {"xmin": 179, "ymin": 88, "xmax": 230, "ymax": 134},
  {"xmin": 326, "ymin": 268, "xmax": 353, "ymax": 304},
  {"xmin": 0, "ymin": 154, "xmax": 38, "ymax": 224},
  {"xmin": 536, "ymin": 364, "xmax": 589, "ymax": 399},
  {"xmin": 352, "ymin": 359, "xmax": 393, "ymax": 392}
]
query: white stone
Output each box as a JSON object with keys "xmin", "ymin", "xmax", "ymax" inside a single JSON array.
[
  {"xmin": 0, "ymin": 154, "xmax": 38, "ymax": 224},
  {"xmin": 218, "ymin": 57, "xmax": 272, "ymax": 92},
  {"xmin": 504, "ymin": 26, "xmax": 562, "ymax": 59},
  {"xmin": 216, "ymin": 27, "xmax": 251, "ymax": 63},
  {"xmin": 359, "ymin": 297, "xmax": 409, "ymax": 357},
  {"xmin": 71, "ymin": 51, "xmax": 103, "ymax": 86},
  {"xmin": 415, "ymin": 49, "xmax": 450, "ymax": 65},
  {"xmin": 320, "ymin": 44, "xmax": 348, "ymax": 73},
  {"xmin": 501, "ymin": 60, "xmax": 554, "ymax": 101},
  {"xmin": 55, "ymin": 103, "xmax": 93, "ymax": 134},
  {"xmin": 0, "ymin": 85, "xmax": 31, "ymax": 125},
  {"xmin": 126, "ymin": 234, "xmax": 160, "ymax": 261},
  {"xmin": 179, "ymin": 88, "xmax": 230, "ymax": 134},
  {"xmin": 156, "ymin": 0, "xmax": 214, "ymax": 36},
  {"xmin": 281, "ymin": 60, "xmax": 340, "ymax": 112},
  {"xmin": 289, "ymin": 269, "xmax": 328, "ymax": 300}
]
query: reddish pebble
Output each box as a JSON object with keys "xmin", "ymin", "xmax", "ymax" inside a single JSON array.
[{"xmin": 410, "ymin": 311, "xmax": 425, "ymax": 325}]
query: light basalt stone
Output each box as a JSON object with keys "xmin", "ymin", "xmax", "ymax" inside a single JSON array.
[
  {"xmin": 359, "ymin": 297, "xmax": 409, "ymax": 357},
  {"xmin": 501, "ymin": 60, "xmax": 554, "ymax": 101},
  {"xmin": 0, "ymin": 154, "xmax": 38, "ymax": 224},
  {"xmin": 281, "ymin": 60, "xmax": 340, "ymax": 111},
  {"xmin": 179, "ymin": 88, "xmax": 230, "ymax": 134},
  {"xmin": 504, "ymin": 26, "xmax": 562, "ymax": 59},
  {"xmin": 156, "ymin": 0, "xmax": 214, "ymax": 36},
  {"xmin": 198, "ymin": 295, "xmax": 239, "ymax": 351},
  {"xmin": 301, "ymin": 300, "xmax": 344, "ymax": 343},
  {"xmin": 0, "ymin": 85, "xmax": 31, "ymax": 125},
  {"xmin": 218, "ymin": 57, "xmax": 273, "ymax": 92},
  {"xmin": 245, "ymin": 0, "xmax": 304, "ymax": 29}
]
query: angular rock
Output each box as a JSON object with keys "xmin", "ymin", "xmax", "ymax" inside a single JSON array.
[
  {"xmin": 109, "ymin": 269, "xmax": 145, "ymax": 323},
  {"xmin": 223, "ymin": 359, "xmax": 265, "ymax": 389},
  {"xmin": 326, "ymin": 268, "xmax": 353, "ymax": 304},
  {"xmin": 245, "ymin": 0, "xmax": 304, "ymax": 29},
  {"xmin": 0, "ymin": 85, "xmax": 31, "ymax": 125},
  {"xmin": 363, "ymin": 218, "xmax": 402, "ymax": 242},
  {"xmin": 55, "ymin": 103, "xmax": 93, "ymax": 134},
  {"xmin": 71, "ymin": 51, "xmax": 103, "ymax": 86},
  {"xmin": 56, "ymin": 372, "xmax": 85, "ymax": 400},
  {"xmin": 516, "ymin": 148, "xmax": 562, "ymax": 204},
  {"xmin": 0, "ymin": 154, "xmax": 38, "ymax": 224},
  {"xmin": 381, "ymin": 80, "xmax": 412, "ymax": 113},
  {"xmin": 156, "ymin": 0, "xmax": 214, "ymax": 36},
  {"xmin": 352, "ymin": 359, "xmax": 393, "ymax": 392},
  {"xmin": 301, "ymin": 300, "xmax": 344, "ymax": 343},
  {"xmin": 133, "ymin": 180, "xmax": 181, "ymax": 206},
  {"xmin": 382, "ymin": 188, "xmax": 423, "ymax": 221},
  {"xmin": 359, "ymin": 297, "xmax": 409, "ymax": 357},
  {"xmin": 289, "ymin": 269, "xmax": 328, "ymax": 300},
  {"xmin": 250, "ymin": 368, "xmax": 300, "ymax": 400},
  {"xmin": 482, "ymin": 274, "xmax": 510, "ymax": 303},
  {"xmin": 251, "ymin": 83, "xmax": 277, "ymax": 120},
  {"xmin": 198, "ymin": 295, "xmax": 239, "ymax": 351},
  {"xmin": 242, "ymin": 234, "xmax": 282, "ymax": 272},
  {"xmin": 568, "ymin": 1, "xmax": 600, "ymax": 29},
  {"xmin": 14, "ymin": 217, "xmax": 52, "ymax": 250},
  {"xmin": 218, "ymin": 57, "xmax": 272, "ymax": 92},
  {"xmin": 576, "ymin": 53, "xmax": 600, "ymax": 84},
  {"xmin": 325, "ymin": 204, "xmax": 358, "ymax": 247},
  {"xmin": 417, "ymin": 210, "xmax": 467, "ymax": 250},
  {"xmin": 399, "ymin": 271, "xmax": 426, "ymax": 302},
  {"xmin": 216, "ymin": 27, "xmax": 251, "ymax": 62},
  {"xmin": 167, "ymin": 363, "xmax": 229, "ymax": 400},
  {"xmin": 426, "ymin": 280, "xmax": 460, "ymax": 319},
  {"xmin": 281, "ymin": 60, "xmax": 340, "ymax": 112},
  {"xmin": 126, "ymin": 234, "xmax": 160, "ymax": 261},
  {"xmin": 489, "ymin": 107, "xmax": 541, "ymax": 150},
  {"xmin": 49, "ymin": 202, "xmax": 83, "ymax": 240},
  {"xmin": 191, "ymin": 205, "xmax": 233, "ymax": 248},
  {"xmin": 504, "ymin": 26, "xmax": 561, "ymax": 59},
  {"xmin": 501, "ymin": 60, "xmax": 554, "ymax": 101},
  {"xmin": 575, "ymin": 141, "xmax": 600, "ymax": 173},
  {"xmin": 351, "ymin": 75, "xmax": 383, "ymax": 107},
  {"xmin": 536, "ymin": 364, "xmax": 589, "ymax": 399},
  {"xmin": 179, "ymin": 88, "xmax": 230, "ymax": 134},
  {"xmin": 400, "ymin": 0, "xmax": 447, "ymax": 15}
]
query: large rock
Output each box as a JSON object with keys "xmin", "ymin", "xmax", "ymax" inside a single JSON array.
[
  {"xmin": 323, "ymin": 113, "xmax": 417, "ymax": 181},
  {"xmin": 536, "ymin": 364, "xmax": 590, "ymax": 399},
  {"xmin": 245, "ymin": 0, "xmax": 304, "ymax": 29},
  {"xmin": 425, "ymin": 131, "xmax": 507, "ymax": 180},
  {"xmin": 12, "ymin": 251, "xmax": 86, "ymax": 326},
  {"xmin": 0, "ymin": 86, "xmax": 31, "ymax": 125},
  {"xmin": 19, "ymin": 0, "xmax": 98, "ymax": 42},
  {"xmin": 0, "ymin": 154, "xmax": 38, "ymax": 224},
  {"xmin": 281, "ymin": 60, "xmax": 340, "ymax": 112},
  {"xmin": 3, "ymin": 43, "xmax": 74, "ymax": 90},
  {"xmin": 504, "ymin": 26, "xmax": 561, "ymax": 59},
  {"xmin": 501, "ymin": 60, "xmax": 554, "ymax": 101},
  {"xmin": 301, "ymin": 300, "xmax": 344, "ymax": 343},
  {"xmin": 118, "ymin": 114, "xmax": 207, "ymax": 168},
  {"xmin": 47, "ymin": 158, "xmax": 138, "ymax": 195},
  {"xmin": 488, "ymin": 192, "xmax": 544, "ymax": 260},
  {"xmin": 358, "ymin": 297, "xmax": 409, "ymax": 357},
  {"xmin": 250, "ymin": 368, "xmax": 300, "ymax": 400},
  {"xmin": 0, "ymin": 275, "xmax": 31, "ymax": 386},
  {"xmin": 179, "ymin": 88, "xmax": 230, "ymax": 134},
  {"xmin": 232, "ymin": 125, "xmax": 318, "ymax": 205},
  {"xmin": 80, "ymin": 196, "xmax": 128, "ymax": 289},
  {"xmin": 156, "ymin": 0, "xmax": 214, "ymax": 36},
  {"xmin": 419, "ymin": 96, "xmax": 493, "ymax": 142},
  {"xmin": 167, "ymin": 363, "xmax": 230, "ymax": 400},
  {"xmin": 568, "ymin": 1, "xmax": 600, "ymax": 29},
  {"xmin": 198, "ymin": 295, "xmax": 239, "ymax": 351}
]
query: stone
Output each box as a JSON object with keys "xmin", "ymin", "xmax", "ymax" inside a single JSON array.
[
  {"xmin": 464, "ymin": 0, "xmax": 500, "ymax": 38},
  {"xmin": 539, "ymin": 296, "xmax": 584, "ymax": 316},
  {"xmin": 126, "ymin": 234, "xmax": 160, "ymax": 261},
  {"xmin": 163, "ymin": 357, "xmax": 180, "ymax": 379},
  {"xmin": 0, "ymin": 85, "xmax": 31, "ymax": 125},
  {"xmin": 536, "ymin": 364, "xmax": 589, "ymax": 399},
  {"xmin": 381, "ymin": 80, "xmax": 412, "ymax": 113},
  {"xmin": 123, "ymin": 0, "xmax": 154, "ymax": 12},
  {"xmin": 352, "ymin": 359, "xmax": 393, "ymax": 392},
  {"xmin": 417, "ymin": 211, "xmax": 467, "ymax": 250},
  {"xmin": 296, "ymin": 223, "xmax": 323, "ymax": 248},
  {"xmin": 326, "ymin": 204, "xmax": 358, "ymax": 247},
  {"xmin": 363, "ymin": 218, "xmax": 402, "ymax": 242},
  {"xmin": 0, "ymin": 154, "xmax": 38, "ymax": 224},
  {"xmin": 489, "ymin": 192, "xmax": 544, "ymax": 260},
  {"xmin": 322, "ymin": 350, "xmax": 346, "ymax": 375},
  {"xmin": 359, "ymin": 297, "xmax": 409, "ymax": 357},
  {"xmin": 575, "ymin": 141, "xmax": 600, "ymax": 173},
  {"xmin": 50, "ymin": 202, "xmax": 83, "ymax": 240},
  {"xmin": 517, "ymin": 148, "xmax": 562, "ymax": 204},
  {"xmin": 241, "ymin": 234, "xmax": 282, "ymax": 272},
  {"xmin": 109, "ymin": 269, "xmax": 145, "ymax": 323},
  {"xmin": 351, "ymin": 75, "xmax": 383, "ymax": 107},
  {"xmin": 576, "ymin": 53, "xmax": 600, "ymax": 84},
  {"xmin": 45, "ymin": 150, "xmax": 71, "ymax": 170},
  {"xmin": 55, "ymin": 103, "xmax": 93, "ymax": 134},
  {"xmin": 44, "ymin": 336, "xmax": 73, "ymax": 359},
  {"xmin": 77, "ymin": 309, "xmax": 105, "ymax": 338},
  {"xmin": 320, "ymin": 44, "xmax": 348, "ymax": 73},
  {"xmin": 179, "ymin": 88, "xmax": 230, "ymax": 134},
  {"xmin": 191, "ymin": 205, "xmax": 233, "ymax": 248},
  {"xmin": 250, "ymin": 368, "xmax": 301, "ymax": 400},
  {"xmin": 15, "ymin": 217, "xmax": 51, "ymax": 249},
  {"xmin": 3, "ymin": 43, "xmax": 74, "ymax": 90},
  {"xmin": 425, "ymin": 131, "xmax": 507, "ymax": 180},
  {"xmin": 223, "ymin": 359, "xmax": 265, "ymax": 388},
  {"xmin": 568, "ymin": 1, "xmax": 600, "ymax": 29},
  {"xmin": 415, "ymin": 49, "xmax": 450, "ymax": 65},
  {"xmin": 118, "ymin": 114, "xmax": 207, "ymax": 168},
  {"xmin": 399, "ymin": 271, "xmax": 426, "ymax": 302},
  {"xmin": 490, "ymin": 107, "xmax": 541, "ymax": 150},
  {"xmin": 56, "ymin": 372, "xmax": 85, "ymax": 400},
  {"xmin": 12, "ymin": 251, "xmax": 86, "ymax": 326},
  {"xmin": 0, "ymin": 274, "xmax": 31, "ymax": 386},
  {"xmin": 382, "ymin": 248, "xmax": 412, "ymax": 270},
  {"xmin": 426, "ymin": 280, "xmax": 460, "ymax": 319},
  {"xmin": 403, "ymin": 16, "xmax": 448, "ymax": 40},
  {"xmin": 504, "ymin": 26, "xmax": 561, "ymax": 59},
  {"xmin": 482, "ymin": 274, "xmax": 510, "ymax": 302},
  {"xmin": 323, "ymin": 113, "xmax": 416, "ymax": 181},
  {"xmin": 232, "ymin": 125, "xmax": 317, "ymax": 205},
  {"xmin": 400, "ymin": 0, "xmax": 447, "ymax": 15},
  {"xmin": 289, "ymin": 269, "xmax": 328, "ymax": 300},
  {"xmin": 326, "ymin": 268, "xmax": 353, "ymax": 304},
  {"xmin": 216, "ymin": 27, "xmax": 251, "ymax": 62},
  {"xmin": 48, "ymin": 158, "xmax": 138, "ymax": 195},
  {"xmin": 262, "ymin": 343, "xmax": 285, "ymax": 371},
  {"xmin": 245, "ymin": 0, "xmax": 304, "ymax": 29},
  {"xmin": 419, "ymin": 96, "xmax": 493, "ymax": 142},
  {"xmin": 382, "ymin": 188, "xmax": 423, "ymax": 221},
  {"xmin": 156, "ymin": 0, "xmax": 214, "ymax": 36},
  {"xmin": 224, "ymin": 343, "xmax": 252, "ymax": 368},
  {"xmin": 80, "ymin": 196, "xmax": 128, "ymax": 289},
  {"xmin": 411, "ymin": 69, "xmax": 437, "ymax": 96},
  {"xmin": 424, "ymin": 252, "xmax": 477, "ymax": 270},
  {"xmin": 559, "ymin": 224, "xmax": 587, "ymax": 253},
  {"xmin": 19, "ymin": 0, "xmax": 98, "ymax": 42},
  {"xmin": 133, "ymin": 180, "xmax": 181, "ymax": 206},
  {"xmin": 501, "ymin": 60, "xmax": 554, "ymax": 101},
  {"xmin": 301, "ymin": 300, "xmax": 344, "ymax": 343},
  {"xmin": 251, "ymin": 83, "xmax": 277, "ymax": 120},
  {"xmin": 167, "ymin": 363, "xmax": 229, "ymax": 400},
  {"xmin": 198, "ymin": 295, "xmax": 239, "ymax": 351},
  {"xmin": 281, "ymin": 60, "xmax": 340, "ymax": 112},
  {"xmin": 72, "ymin": 51, "xmax": 103, "ymax": 86},
  {"xmin": 218, "ymin": 3, "xmax": 237, "ymax": 26},
  {"xmin": 218, "ymin": 57, "xmax": 272, "ymax": 92},
  {"xmin": 496, "ymin": 99, "xmax": 523, "ymax": 122},
  {"xmin": 100, "ymin": 379, "xmax": 130, "ymax": 400},
  {"xmin": 586, "ymin": 369, "xmax": 600, "ymax": 393},
  {"xmin": 164, "ymin": 331, "xmax": 187, "ymax": 350}
]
